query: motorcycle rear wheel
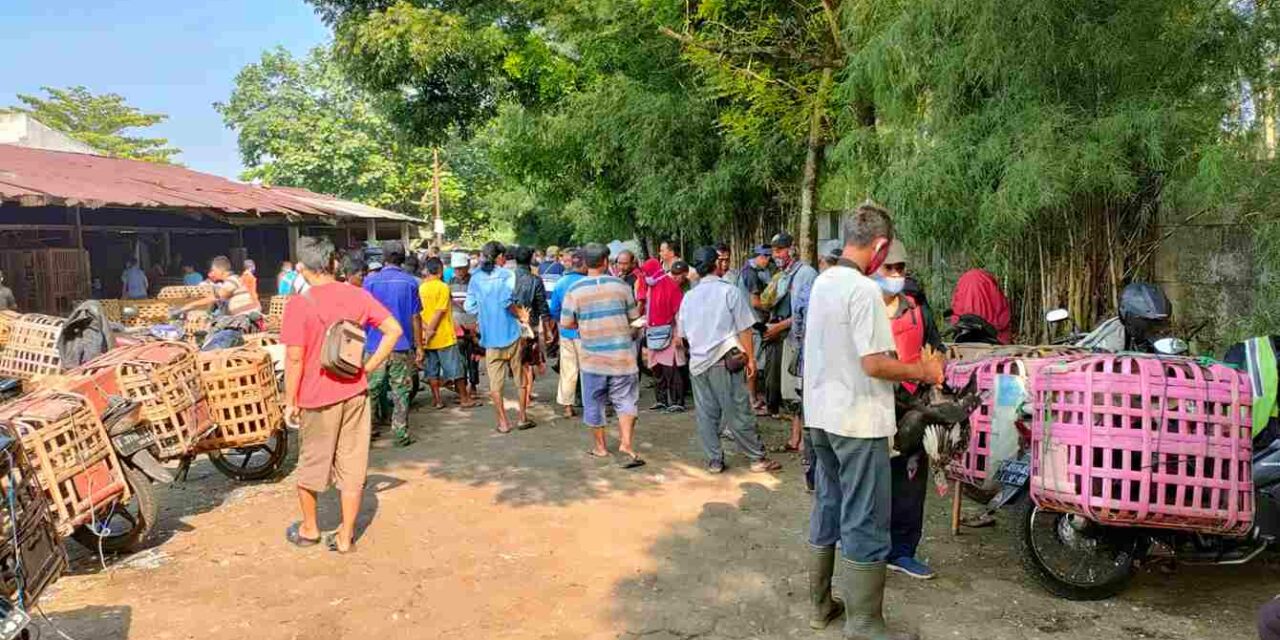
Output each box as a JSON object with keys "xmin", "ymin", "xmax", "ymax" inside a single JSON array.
[
  {"xmin": 207, "ymin": 429, "xmax": 290, "ymax": 482},
  {"xmin": 71, "ymin": 466, "xmax": 158, "ymax": 554},
  {"xmin": 1013, "ymin": 496, "xmax": 1138, "ymax": 601}
]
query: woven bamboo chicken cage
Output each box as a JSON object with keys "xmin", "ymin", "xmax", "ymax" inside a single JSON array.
[
  {"xmin": 0, "ymin": 391, "xmax": 128, "ymax": 536},
  {"xmin": 157, "ymin": 285, "xmax": 213, "ymax": 301},
  {"xmin": 0, "ymin": 310, "xmax": 20, "ymax": 350},
  {"xmin": 77, "ymin": 342, "xmax": 210, "ymax": 459},
  {"xmin": 194, "ymin": 347, "xmax": 282, "ymax": 453},
  {"xmin": 0, "ymin": 314, "xmax": 64, "ymax": 380},
  {"xmin": 120, "ymin": 300, "xmax": 174, "ymax": 328},
  {"xmin": 265, "ymin": 295, "xmax": 290, "ymax": 331},
  {"xmin": 241, "ymin": 332, "xmax": 280, "ymax": 349}
]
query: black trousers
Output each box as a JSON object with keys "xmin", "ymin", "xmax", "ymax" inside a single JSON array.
[
  {"xmin": 653, "ymin": 363, "xmax": 687, "ymax": 406},
  {"xmin": 762, "ymin": 339, "xmax": 783, "ymax": 414},
  {"xmin": 889, "ymin": 451, "xmax": 929, "ymax": 561}
]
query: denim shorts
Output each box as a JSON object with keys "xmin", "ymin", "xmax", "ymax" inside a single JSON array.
[
  {"xmin": 581, "ymin": 372, "xmax": 639, "ymax": 427},
  {"xmin": 424, "ymin": 344, "xmax": 464, "ymax": 381}
]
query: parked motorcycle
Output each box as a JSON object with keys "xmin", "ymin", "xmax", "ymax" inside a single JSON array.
[
  {"xmin": 68, "ymin": 397, "xmax": 165, "ymax": 554},
  {"xmin": 960, "ymin": 339, "xmax": 1279, "ymax": 601}
]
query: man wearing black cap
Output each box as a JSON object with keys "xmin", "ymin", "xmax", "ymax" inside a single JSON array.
[
  {"xmin": 762, "ymin": 232, "xmax": 818, "ymax": 450},
  {"xmin": 679, "ymin": 246, "xmax": 782, "ymax": 474}
]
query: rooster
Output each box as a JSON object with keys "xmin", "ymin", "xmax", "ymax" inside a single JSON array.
[{"xmin": 893, "ymin": 373, "xmax": 982, "ymax": 496}]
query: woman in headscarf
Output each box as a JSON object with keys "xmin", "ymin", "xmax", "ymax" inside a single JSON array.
[
  {"xmin": 641, "ymin": 258, "xmax": 688, "ymax": 412},
  {"xmin": 949, "ymin": 268, "xmax": 1012, "ymax": 344}
]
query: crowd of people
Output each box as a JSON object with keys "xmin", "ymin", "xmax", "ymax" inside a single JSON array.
[{"xmin": 269, "ymin": 205, "xmax": 953, "ymax": 639}]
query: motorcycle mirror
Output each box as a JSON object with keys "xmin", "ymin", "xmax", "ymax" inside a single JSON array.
[
  {"xmin": 1153, "ymin": 337, "xmax": 1189, "ymax": 355},
  {"xmin": 1045, "ymin": 308, "xmax": 1070, "ymax": 323}
]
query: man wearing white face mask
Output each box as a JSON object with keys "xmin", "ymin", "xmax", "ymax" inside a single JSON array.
[{"xmin": 875, "ymin": 240, "xmax": 945, "ymax": 581}]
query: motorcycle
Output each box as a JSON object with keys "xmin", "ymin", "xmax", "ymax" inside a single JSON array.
[
  {"xmin": 956, "ymin": 336, "xmax": 1277, "ymax": 601},
  {"xmin": 68, "ymin": 396, "xmax": 165, "ymax": 554}
]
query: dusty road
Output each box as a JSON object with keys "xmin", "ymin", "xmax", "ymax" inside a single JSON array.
[{"xmin": 34, "ymin": 376, "xmax": 1274, "ymax": 640}]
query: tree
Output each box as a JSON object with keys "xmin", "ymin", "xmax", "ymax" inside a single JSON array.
[
  {"xmin": 827, "ymin": 0, "xmax": 1277, "ymax": 338},
  {"xmin": 650, "ymin": 0, "xmax": 848, "ymax": 261},
  {"xmin": 5, "ymin": 86, "xmax": 180, "ymax": 162},
  {"xmin": 215, "ymin": 47, "xmax": 489, "ymax": 237}
]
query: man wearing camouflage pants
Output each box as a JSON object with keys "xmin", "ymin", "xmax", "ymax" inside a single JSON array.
[{"xmin": 362, "ymin": 241, "xmax": 423, "ymax": 447}]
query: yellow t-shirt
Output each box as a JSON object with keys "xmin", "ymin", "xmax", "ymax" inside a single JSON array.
[{"xmin": 419, "ymin": 278, "xmax": 457, "ymax": 350}]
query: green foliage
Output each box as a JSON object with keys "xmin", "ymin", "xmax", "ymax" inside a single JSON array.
[
  {"xmin": 5, "ymin": 86, "xmax": 180, "ymax": 163},
  {"xmin": 313, "ymin": 0, "xmax": 578, "ymax": 144},
  {"xmin": 215, "ymin": 47, "xmax": 490, "ymax": 238}
]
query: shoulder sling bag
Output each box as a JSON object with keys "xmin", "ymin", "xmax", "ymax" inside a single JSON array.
[{"xmin": 302, "ymin": 288, "xmax": 367, "ymax": 379}]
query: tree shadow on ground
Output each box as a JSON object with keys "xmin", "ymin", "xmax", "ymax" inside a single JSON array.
[
  {"xmin": 33, "ymin": 604, "xmax": 130, "ymax": 640},
  {"xmin": 384, "ymin": 379, "xmax": 732, "ymax": 507},
  {"xmin": 607, "ymin": 481, "xmax": 1268, "ymax": 640}
]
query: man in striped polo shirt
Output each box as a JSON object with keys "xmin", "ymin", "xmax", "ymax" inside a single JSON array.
[{"xmin": 560, "ymin": 243, "xmax": 645, "ymax": 469}]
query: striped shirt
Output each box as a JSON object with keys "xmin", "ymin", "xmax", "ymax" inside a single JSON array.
[{"xmin": 561, "ymin": 275, "xmax": 640, "ymax": 376}]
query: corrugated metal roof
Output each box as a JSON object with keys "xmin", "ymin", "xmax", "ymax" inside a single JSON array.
[{"xmin": 0, "ymin": 143, "xmax": 417, "ymax": 223}]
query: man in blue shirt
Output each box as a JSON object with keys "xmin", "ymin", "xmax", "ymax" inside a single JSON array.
[
  {"xmin": 362, "ymin": 241, "xmax": 423, "ymax": 447},
  {"xmin": 548, "ymin": 249, "xmax": 587, "ymax": 419},
  {"xmin": 464, "ymin": 241, "xmax": 525, "ymax": 433}
]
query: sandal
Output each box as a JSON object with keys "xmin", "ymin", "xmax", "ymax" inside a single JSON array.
[
  {"xmin": 516, "ymin": 420, "xmax": 538, "ymax": 431},
  {"xmin": 586, "ymin": 449, "xmax": 610, "ymax": 459},
  {"xmin": 616, "ymin": 452, "xmax": 646, "ymax": 469},
  {"xmin": 285, "ymin": 522, "xmax": 320, "ymax": 548},
  {"xmin": 750, "ymin": 458, "xmax": 783, "ymax": 473},
  {"xmin": 325, "ymin": 532, "xmax": 356, "ymax": 554}
]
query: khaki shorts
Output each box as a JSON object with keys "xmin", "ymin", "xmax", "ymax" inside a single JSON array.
[
  {"xmin": 485, "ymin": 340, "xmax": 525, "ymax": 391},
  {"xmin": 296, "ymin": 393, "xmax": 371, "ymax": 493}
]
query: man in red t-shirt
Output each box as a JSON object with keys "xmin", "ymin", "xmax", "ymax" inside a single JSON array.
[{"xmin": 280, "ymin": 236, "xmax": 402, "ymax": 554}]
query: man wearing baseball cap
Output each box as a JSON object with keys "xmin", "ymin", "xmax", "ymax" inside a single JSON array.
[
  {"xmin": 739, "ymin": 244, "xmax": 775, "ymax": 412},
  {"xmin": 762, "ymin": 232, "xmax": 818, "ymax": 452},
  {"xmin": 449, "ymin": 251, "xmax": 481, "ymax": 399}
]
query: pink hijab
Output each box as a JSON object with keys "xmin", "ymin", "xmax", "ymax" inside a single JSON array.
[{"xmin": 641, "ymin": 258, "xmax": 682, "ymax": 327}]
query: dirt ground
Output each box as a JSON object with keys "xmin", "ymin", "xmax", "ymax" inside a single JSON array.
[{"xmin": 34, "ymin": 375, "xmax": 1274, "ymax": 640}]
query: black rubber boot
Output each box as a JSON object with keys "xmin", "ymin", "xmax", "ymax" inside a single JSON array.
[
  {"xmin": 839, "ymin": 558, "xmax": 918, "ymax": 640},
  {"xmin": 808, "ymin": 545, "xmax": 845, "ymax": 629}
]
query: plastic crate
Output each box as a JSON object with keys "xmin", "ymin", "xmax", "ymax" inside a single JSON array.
[
  {"xmin": 0, "ymin": 391, "xmax": 128, "ymax": 535},
  {"xmin": 1029, "ymin": 354, "xmax": 1254, "ymax": 536},
  {"xmin": 945, "ymin": 343, "xmax": 1091, "ymax": 362},
  {"xmin": 194, "ymin": 347, "xmax": 282, "ymax": 453},
  {"xmin": 0, "ymin": 314, "xmax": 64, "ymax": 380},
  {"xmin": 943, "ymin": 353, "xmax": 1090, "ymax": 487},
  {"xmin": 77, "ymin": 342, "xmax": 210, "ymax": 459}
]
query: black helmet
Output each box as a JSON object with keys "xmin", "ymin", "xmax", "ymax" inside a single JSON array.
[
  {"xmin": 1119, "ymin": 283, "xmax": 1171, "ymax": 321},
  {"xmin": 769, "ymin": 232, "xmax": 794, "ymax": 249}
]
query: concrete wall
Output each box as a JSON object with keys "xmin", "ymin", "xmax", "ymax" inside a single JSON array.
[
  {"xmin": 0, "ymin": 113, "xmax": 101, "ymax": 155},
  {"xmin": 1152, "ymin": 206, "xmax": 1259, "ymax": 348}
]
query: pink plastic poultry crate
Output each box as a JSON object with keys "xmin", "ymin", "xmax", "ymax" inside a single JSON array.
[
  {"xmin": 1029, "ymin": 354, "xmax": 1254, "ymax": 536},
  {"xmin": 943, "ymin": 353, "xmax": 1088, "ymax": 487}
]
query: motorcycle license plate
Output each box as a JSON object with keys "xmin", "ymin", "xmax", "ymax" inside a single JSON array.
[
  {"xmin": 996, "ymin": 458, "xmax": 1030, "ymax": 487},
  {"xmin": 112, "ymin": 428, "xmax": 156, "ymax": 457}
]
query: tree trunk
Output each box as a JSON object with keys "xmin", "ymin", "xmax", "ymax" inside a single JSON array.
[{"xmin": 799, "ymin": 68, "xmax": 833, "ymax": 264}]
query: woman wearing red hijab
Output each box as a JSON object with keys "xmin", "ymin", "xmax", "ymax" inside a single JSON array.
[
  {"xmin": 641, "ymin": 258, "xmax": 688, "ymax": 411},
  {"xmin": 949, "ymin": 269, "xmax": 1012, "ymax": 344}
]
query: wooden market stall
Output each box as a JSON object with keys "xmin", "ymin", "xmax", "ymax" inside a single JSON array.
[{"xmin": 0, "ymin": 143, "xmax": 422, "ymax": 314}]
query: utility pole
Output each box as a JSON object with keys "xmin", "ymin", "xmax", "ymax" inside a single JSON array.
[{"xmin": 433, "ymin": 148, "xmax": 443, "ymax": 247}]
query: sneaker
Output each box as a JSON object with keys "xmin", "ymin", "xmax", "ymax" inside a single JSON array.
[
  {"xmin": 665, "ymin": 404, "xmax": 686, "ymax": 413},
  {"xmin": 706, "ymin": 460, "xmax": 725, "ymax": 474},
  {"xmin": 392, "ymin": 428, "xmax": 415, "ymax": 448},
  {"xmin": 648, "ymin": 402, "xmax": 668, "ymax": 412},
  {"xmin": 888, "ymin": 556, "xmax": 935, "ymax": 580}
]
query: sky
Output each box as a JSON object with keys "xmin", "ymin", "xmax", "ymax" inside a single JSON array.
[{"xmin": 1, "ymin": 0, "xmax": 331, "ymax": 179}]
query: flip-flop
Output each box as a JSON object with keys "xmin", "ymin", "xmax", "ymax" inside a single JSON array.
[
  {"xmin": 432, "ymin": 402, "xmax": 446, "ymax": 410},
  {"xmin": 325, "ymin": 532, "xmax": 356, "ymax": 554},
  {"xmin": 616, "ymin": 453, "xmax": 646, "ymax": 469},
  {"xmin": 516, "ymin": 420, "xmax": 538, "ymax": 431},
  {"xmin": 285, "ymin": 522, "xmax": 320, "ymax": 548},
  {"xmin": 586, "ymin": 449, "xmax": 610, "ymax": 459},
  {"xmin": 495, "ymin": 425, "xmax": 513, "ymax": 434}
]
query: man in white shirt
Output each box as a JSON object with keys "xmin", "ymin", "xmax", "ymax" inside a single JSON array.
[
  {"xmin": 677, "ymin": 246, "xmax": 780, "ymax": 474},
  {"xmin": 802, "ymin": 204, "xmax": 943, "ymax": 640}
]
